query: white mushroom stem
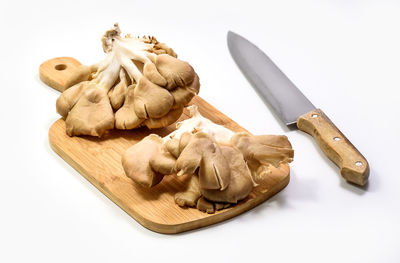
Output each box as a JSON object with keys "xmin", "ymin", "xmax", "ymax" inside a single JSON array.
[
  {"xmin": 92, "ymin": 54, "xmax": 113, "ymax": 75},
  {"xmin": 163, "ymin": 105, "xmax": 235, "ymax": 145},
  {"xmin": 116, "ymin": 38, "xmax": 153, "ymax": 64},
  {"xmin": 94, "ymin": 55, "xmax": 121, "ymax": 90},
  {"xmin": 87, "ymin": 24, "xmax": 156, "ymax": 91}
]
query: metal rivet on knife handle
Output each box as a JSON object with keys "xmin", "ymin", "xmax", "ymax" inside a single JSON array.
[{"xmin": 297, "ymin": 109, "xmax": 370, "ymax": 186}]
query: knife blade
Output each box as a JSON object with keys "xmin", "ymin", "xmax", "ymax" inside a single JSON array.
[{"xmin": 227, "ymin": 31, "xmax": 369, "ymax": 186}]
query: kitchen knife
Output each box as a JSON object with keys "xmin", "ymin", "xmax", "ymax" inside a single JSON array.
[{"xmin": 227, "ymin": 31, "xmax": 369, "ymax": 186}]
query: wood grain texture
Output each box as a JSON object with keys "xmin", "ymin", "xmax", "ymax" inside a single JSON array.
[
  {"xmin": 44, "ymin": 57, "xmax": 290, "ymax": 233},
  {"xmin": 297, "ymin": 109, "xmax": 369, "ymax": 186},
  {"xmin": 39, "ymin": 57, "xmax": 82, "ymax": 92}
]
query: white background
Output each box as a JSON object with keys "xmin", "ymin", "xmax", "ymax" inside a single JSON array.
[{"xmin": 0, "ymin": 0, "xmax": 399, "ymax": 262}]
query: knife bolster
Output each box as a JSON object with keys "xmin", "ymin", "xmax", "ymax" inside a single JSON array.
[{"xmin": 297, "ymin": 109, "xmax": 369, "ymax": 186}]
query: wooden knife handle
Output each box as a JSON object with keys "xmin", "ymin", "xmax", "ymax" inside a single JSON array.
[{"xmin": 297, "ymin": 109, "xmax": 369, "ymax": 186}]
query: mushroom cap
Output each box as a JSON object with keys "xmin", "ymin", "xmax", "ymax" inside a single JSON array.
[
  {"xmin": 143, "ymin": 62, "xmax": 167, "ymax": 87},
  {"xmin": 174, "ymin": 175, "xmax": 201, "ymax": 207},
  {"xmin": 115, "ymin": 84, "xmax": 144, "ymax": 130},
  {"xmin": 175, "ymin": 132, "xmax": 231, "ymax": 190},
  {"xmin": 144, "ymin": 107, "xmax": 183, "ymax": 129},
  {"xmin": 231, "ymin": 132, "xmax": 294, "ymax": 168},
  {"xmin": 185, "ymin": 72, "xmax": 200, "ymax": 94},
  {"xmin": 56, "ymin": 81, "xmax": 89, "ymax": 118},
  {"xmin": 165, "ymin": 138, "xmax": 180, "ymax": 159},
  {"xmin": 170, "ymin": 74, "xmax": 199, "ymax": 109},
  {"xmin": 122, "ymin": 134, "xmax": 176, "ymax": 187},
  {"xmin": 174, "ymin": 133, "xmax": 202, "ymax": 176},
  {"xmin": 133, "ymin": 76, "xmax": 174, "ymax": 119},
  {"xmin": 196, "ymin": 197, "xmax": 216, "ymax": 214},
  {"xmin": 164, "ymin": 131, "xmax": 193, "ymax": 159},
  {"xmin": 155, "ymin": 54, "xmax": 197, "ymax": 90},
  {"xmin": 65, "ymin": 85, "xmax": 115, "ymax": 137},
  {"xmin": 149, "ymin": 150, "xmax": 176, "ymax": 175},
  {"xmin": 108, "ymin": 69, "xmax": 129, "ymax": 110},
  {"xmin": 231, "ymin": 132, "xmax": 294, "ymax": 182},
  {"xmin": 152, "ymin": 41, "xmax": 177, "ymax": 57},
  {"xmin": 201, "ymin": 146, "xmax": 254, "ymax": 203}
]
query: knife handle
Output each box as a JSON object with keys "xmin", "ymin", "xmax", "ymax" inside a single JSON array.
[{"xmin": 297, "ymin": 109, "xmax": 369, "ymax": 186}]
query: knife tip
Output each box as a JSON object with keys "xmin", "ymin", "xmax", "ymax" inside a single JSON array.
[
  {"xmin": 227, "ymin": 31, "xmax": 238, "ymax": 43},
  {"xmin": 227, "ymin": 30, "xmax": 235, "ymax": 36}
]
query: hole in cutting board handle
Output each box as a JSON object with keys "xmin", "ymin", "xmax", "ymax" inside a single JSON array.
[{"xmin": 55, "ymin": 64, "xmax": 67, "ymax": 71}]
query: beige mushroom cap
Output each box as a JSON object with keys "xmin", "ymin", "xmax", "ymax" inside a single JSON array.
[
  {"xmin": 56, "ymin": 81, "xmax": 88, "ymax": 118},
  {"xmin": 174, "ymin": 175, "xmax": 201, "ymax": 207},
  {"xmin": 133, "ymin": 76, "xmax": 174, "ymax": 119},
  {"xmin": 143, "ymin": 62, "xmax": 167, "ymax": 87},
  {"xmin": 65, "ymin": 85, "xmax": 115, "ymax": 137},
  {"xmin": 175, "ymin": 132, "xmax": 231, "ymax": 190},
  {"xmin": 115, "ymin": 84, "xmax": 144, "ymax": 130},
  {"xmin": 165, "ymin": 138, "xmax": 180, "ymax": 159},
  {"xmin": 108, "ymin": 69, "xmax": 129, "ymax": 110},
  {"xmin": 143, "ymin": 107, "xmax": 183, "ymax": 129},
  {"xmin": 170, "ymin": 74, "xmax": 200, "ymax": 109},
  {"xmin": 122, "ymin": 134, "xmax": 176, "ymax": 188},
  {"xmin": 164, "ymin": 131, "xmax": 192, "ymax": 159},
  {"xmin": 201, "ymin": 146, "xmax": 255, "ymax": 203},
  {"xmin": 155, "ymin": 54, "xmax": 196, "ymax": 90},
  {"xmin": 231, "ymin": 132, "xmax": 294, "ymax": 168}
]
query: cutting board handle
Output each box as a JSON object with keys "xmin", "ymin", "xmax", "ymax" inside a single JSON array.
[
  {"xmin": 297, "ymin": 109, "xmax": 369, "ymax": 186},
  {"xmin": 39, "ymin": 57, "xmax": 83, "ymax": 92}
]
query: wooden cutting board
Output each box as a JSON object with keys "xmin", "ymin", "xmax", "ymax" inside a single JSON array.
[{"xmin": 41, "ymin": 57, "xmax": 290, "ymax": 234}]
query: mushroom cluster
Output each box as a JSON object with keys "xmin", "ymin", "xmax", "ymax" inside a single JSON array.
[
  {"xmin": 56, "ymin": 23, "xmax": 200, "ymax": 137},
  {"xmin": 122, "ymin": 105, "xmax": 294, "ymax": 213}
]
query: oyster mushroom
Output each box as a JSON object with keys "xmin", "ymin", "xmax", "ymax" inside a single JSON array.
[
  {"xmin": 65, "ymin": 85, "xmax": 114, "ymax": 137},
  {"xmin": 122, "ymin": 105, "xmax": 294, "ymax": 213},
  {"xmin": 108, "ymin": 69, "xmax": 130, "ymax": 110},
  {"xmin": 122, "ymin": 134, "xmax": 176, "ymax": 187},
  {"xmin": 55, "ymin": 23, "xmax": 200, "ymax": 137},
  {"xmin": 175, "ymin": 132, "xmax": 231, "ymax": 190},
  {"xmin": 174, "ymin": 175, "xmax": 201, "ymax": 207},
  {"xmin": 231, "ymin": 133, "xmax": 294, "ymax": 180},
  {"xmin": 114, "ymin": 84, "xmax": 144, "ymax": 130},
  {"xmin": 201, "ymin": 146, "xmax": 257, "ymax": 204}
]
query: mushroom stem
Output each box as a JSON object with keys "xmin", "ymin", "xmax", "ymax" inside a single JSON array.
[
  {"xmin": 163, "ymin": 105, "xmax": 235, "ymax": 145},
  {"xmin": 91, "ymin": 54, "xmax": 113, "ymax": 79},
  {"xmin": 96, "ymin": 27, "xmax": 156, "ymax": 86},
  {"xmin": 118, "ymin": 54, "xmax": 143, "ymax": 83},
  {"xmin": 116, "ymin": 40, "xmax": 153, "ymax": 64},
  {"xmin": 96, "ymin": 55, "xmax": 121, "ymax": 91}
]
